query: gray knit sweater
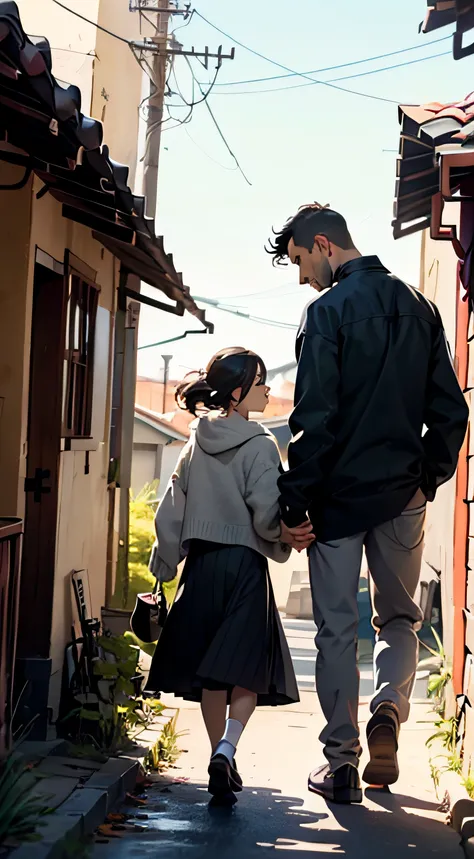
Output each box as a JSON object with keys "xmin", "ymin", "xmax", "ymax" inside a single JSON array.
[{"xmin": 149, "ymin": 411, "xmax": 291, "ymax": 581}]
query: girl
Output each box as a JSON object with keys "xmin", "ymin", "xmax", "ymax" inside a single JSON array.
[{"xmin": 145, "ymin": 347, "xmax": 300, "ymax": 802}]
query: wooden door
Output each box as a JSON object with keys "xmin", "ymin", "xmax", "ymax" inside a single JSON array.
[{"xmin": 17, "ymin": 262, "xmax": 67, "ymax": 660}]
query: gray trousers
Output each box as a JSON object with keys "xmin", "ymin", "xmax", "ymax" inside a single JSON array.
[{"xmin": 308, "ymin": 504, "xmax": 426, "ymax": 769}]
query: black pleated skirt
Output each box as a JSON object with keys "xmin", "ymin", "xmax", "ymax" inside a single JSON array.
[{"xmin": 145, "ymin": 540, "xmax": 299, "ymax": 707}]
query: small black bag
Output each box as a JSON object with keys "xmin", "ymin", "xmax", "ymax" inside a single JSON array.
[{"xmin": 130, "ymin": 585, "xmax": 168, "ymax": 644}]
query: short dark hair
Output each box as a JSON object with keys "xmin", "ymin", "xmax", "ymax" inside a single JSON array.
[
  {"xmin": 176, "ymin": 347, "xmax": 267, "ymax": 416},
  {"xmin": 266, "ymin": 202, "xmax": 354, "ymax": 266}
]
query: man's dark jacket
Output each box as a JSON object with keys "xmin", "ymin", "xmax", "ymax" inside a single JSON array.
[{"xmin": 279, "ymin": 256, "xmax": 469, "ymax": 540}]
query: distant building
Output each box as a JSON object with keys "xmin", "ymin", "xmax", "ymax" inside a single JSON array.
[{"xmin": 133, "ymin": 406, "xmax": 189, "ymax": 499}]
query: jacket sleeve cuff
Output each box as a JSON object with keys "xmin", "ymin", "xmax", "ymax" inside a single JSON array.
[
  {"xmin": 280, "ymin": 499, "xmax": 309, "ymax": 528},
  {"xmin": 420, "ymin": 468, "xmax": 437, "ymax": 503}
]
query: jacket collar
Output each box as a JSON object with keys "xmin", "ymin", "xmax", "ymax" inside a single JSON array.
[{"xmin": 334, "ymin": 255, "xmax": 389, "ymax": 284}]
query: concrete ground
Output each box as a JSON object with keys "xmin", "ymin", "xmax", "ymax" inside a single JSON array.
[{"xmin": 92, "ymin": 619, "xmax": 463, "ymax": 858}]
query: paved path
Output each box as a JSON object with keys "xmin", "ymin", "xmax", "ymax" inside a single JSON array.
[{"xmin": 92, "ymin": 619, "xmax": 462, "ymax": 858}]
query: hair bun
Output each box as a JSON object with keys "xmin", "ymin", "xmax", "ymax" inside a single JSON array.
[{"xmin": 175, "ymin": 371, "xmax": 214, "ymax": 416}]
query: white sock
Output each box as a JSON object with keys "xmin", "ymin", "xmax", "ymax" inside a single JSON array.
[{"xmin": 213, "ymin": 718, "xmax": 244, "ymax": 764}]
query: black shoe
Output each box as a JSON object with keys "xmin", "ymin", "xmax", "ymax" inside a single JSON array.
[
  {"xmin": 208, "ymin": 792, "xmax": 237, "ymax": 808},
  {"xmin": 231, "ymin": 758, "xmax": 243, "ymax": 790},
  {"xmin": 208, "ymin": 754, "xmax": 242, "ymax": 796},
  {"xmin": 308, "ymin": 763, "xmax": 362, "ymax": 804},
  {"xmin": 362, "ymin": 703, "xmax": 400, "ymax": 787}
]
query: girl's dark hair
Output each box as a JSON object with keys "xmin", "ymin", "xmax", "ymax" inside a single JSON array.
[{"xmin": 175, "ymin": 347, "xmax": 267, "ymax": 416}]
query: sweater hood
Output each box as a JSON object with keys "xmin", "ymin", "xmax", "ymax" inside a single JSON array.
[{"xmin": 194, "ymin": 412, "xmax": 267, "ymax": 455}]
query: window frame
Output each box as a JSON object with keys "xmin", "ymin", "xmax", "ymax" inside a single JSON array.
[{"xmin": 62, "ymin": 254, "xmax": 100, "ymax": 442}]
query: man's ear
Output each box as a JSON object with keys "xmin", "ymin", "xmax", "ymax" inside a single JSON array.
[{"xmin": 314, "ymin": 234, "xmax": 330, "ymax": 254}]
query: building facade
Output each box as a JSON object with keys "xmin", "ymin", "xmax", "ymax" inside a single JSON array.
[{"xmin": 0, "ymin": 0, "xmax": 208, "ymax": 735}]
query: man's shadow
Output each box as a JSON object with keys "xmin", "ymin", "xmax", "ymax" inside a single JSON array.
[{"xmin": 326, "ymin": 786, "xmax": 457, "ymax": 857}]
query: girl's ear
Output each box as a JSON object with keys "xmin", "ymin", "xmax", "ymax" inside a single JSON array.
[{"xmin": 231, "ymin": 386, "xmax": 242, "ymax": 404}]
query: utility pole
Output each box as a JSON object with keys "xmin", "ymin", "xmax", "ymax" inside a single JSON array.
[
  {"xmin": 161, "ymin": 354, "xmax": 173, "ymax": 413},
  {"xmin": 131, "ymin": 2, "xmax": 235, "ymax": 219},
  {"xmin": 143, "ymin": 0, "xmax": 170, "ymax": 220}
]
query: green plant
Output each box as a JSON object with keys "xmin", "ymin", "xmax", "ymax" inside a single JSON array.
[
  {"xmin": 124, "ymin": 630, "xmax": 157, "ymax": 659},
  {"xmin": 112, "ymin": 481, "xmax": 179, "ymax": 612},
  {"xmin": 446, "ymin": 754, "xmax": 463, "ymax": 775},
  {"xmin": 64, "ymin": 634, "xmax": 164, "ymax": 755},
  {"xmin": 420, "ymin": 626, "xmax": 452, "ymax": 717},
  {"xmin": 463, "ymin": 773, "xmax": 474, "ymax": 799},
  {"xmin": 426, "ymin": 715, "xmax": 463, "ymax": 796},
  {"xmin": 429, "ymin": 759, "xmax": 441, "ymax": 794},
  {"xmin": 426, "ymin": 716, "xmax": 458, "ymax": 753},
  {"xmin": 147, "ymin": 711, "xmax": 187, "ymax": 770},
  {"xmin": 113, "ymin": 482, "xmax": 155, "ymax": 610},
  {"xmin": 0, "ymin": 753, "xmax": 48, "ymax": 845}
]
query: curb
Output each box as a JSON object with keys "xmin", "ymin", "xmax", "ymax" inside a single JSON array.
[{"xmin": 8, "ymin": 709, "xmax": 176, "ymax": 859}]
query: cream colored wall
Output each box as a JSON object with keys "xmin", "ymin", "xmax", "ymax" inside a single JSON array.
[
  {"xmin": 17, "ymin": 0, "xmax": 144, "ymax": 189},
  {"xmin": 16, "ymin": 0, "xmax": 100, "ymax": 111},
  {"xmin": 0, "ymin": 164, "xmax": 33, "ymax": 516},
  {"xmin": 92, "ymin": 1, "xmax": 146, "ymax": 190},
  {"xmin": 0, "ymin": 1, "xmax": 147, "ymax": 711},
  {"xmin": 23, "ymin": 179, "xmax": 117, "ymax": 707},
  {"xmin": 419, "ymin": 226, "xmax": 460, "ymax": 668},
  {"xmin": 0, "ymin": 163, "xmax": 117, "ymax": 706}
]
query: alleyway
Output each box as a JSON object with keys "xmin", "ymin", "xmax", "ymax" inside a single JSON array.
[{"xmin": 91, "ymin": 619, "xmax": 462, "ymax": 857}]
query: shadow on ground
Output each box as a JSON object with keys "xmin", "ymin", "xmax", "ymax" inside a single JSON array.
[{"xmin": 91, "ymin": 774, "xmax": 461, "ymax": 858}]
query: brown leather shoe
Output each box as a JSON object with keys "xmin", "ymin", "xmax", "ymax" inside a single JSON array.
[
  {"xmin": 362, "ymin": 703, "xmax": 400, "ymax": 787},
  {"xmin": 308, "ymin": 763, "xmax": 362, "ymax": 804}
]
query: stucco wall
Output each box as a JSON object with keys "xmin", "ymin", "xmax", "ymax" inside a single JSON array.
[
  {"xmin": 16, "ymin": 0, "xmax": 100, "ymax": 112},
  {"xmin": 0, "ymin": 165, "xmax": 117, "ymax": 707},
  {"xmin": 1, "ymin": 0, "xmax": 149, "ymax": 711},
  {"xmin": 92, "ymin": 1, "xmax": 145, "ymax": 190},
  {"xmin": 17, "ymin": 0, "xmax": 144, "ymax": 189},
  {"xmin": 27, "ymin": 180, "xmax": 117, "ymax": 704},
  {"xmin": 0, "ymin": 164, "xmax": 33, "ymax": 515}
]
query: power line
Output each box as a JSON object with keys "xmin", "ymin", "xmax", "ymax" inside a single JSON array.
[
  {"xmin": 52, "ymin": 0, "xmax": 131, "ymax": 45},
  {"xmin": 172, "ymin": 60, "xmax": 222, "ymax": 108},
  {"xmin": 193, "ymin": 295, "xmax": 298, "ymax": 329},
  {"xmin": 194, "ymin": 10, "xmax": 402, "ymax": 105},
  {"xmin": 202, "ymin": 95, "xmax": 252, "ymax": 184},
  {"xmin": 229, "ymin": 288, "xmax": 302, "ymax": 304},
  {"xmin": 49, "ymin": 46, "xmax": 97, "ymax": 57},
  {"xmin": 224, "ymin": 282, "xmax": 299, "ymax": 299},
  {"xmin": 171, "ymin": 8, "xmax": 195, "ymax": 36},
  {"xmin": 208, "ymin": 35, "xmax": 452, "ymax": 87},
  {"xmin": 184, "ymin": 126, "xmax": 239, "ymax": 171},
  {"xmin": 209, "ymin": 50, "xmax": 451, "ymax": 97},
  {"xmin": 162, "ymin": 57, "xmax": 222, "ymax": 133},
  {"xmin": 185, "ymin": 57, "xmax": 252, "ymax": 185}
]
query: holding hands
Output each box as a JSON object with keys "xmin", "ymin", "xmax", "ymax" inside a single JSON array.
[{"xmin": 280, "ymin": 519, "xmax": 315, "ymax": 552}]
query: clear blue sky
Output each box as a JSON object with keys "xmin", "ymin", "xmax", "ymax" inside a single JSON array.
[{"xmin": 137, "ymin": 0, "xmax": 470, "ymax": 383}]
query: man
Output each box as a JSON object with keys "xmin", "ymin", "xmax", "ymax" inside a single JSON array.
[{"xmin": 270, "ymin": 203, "xmax": 468, "ymax": 804}]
